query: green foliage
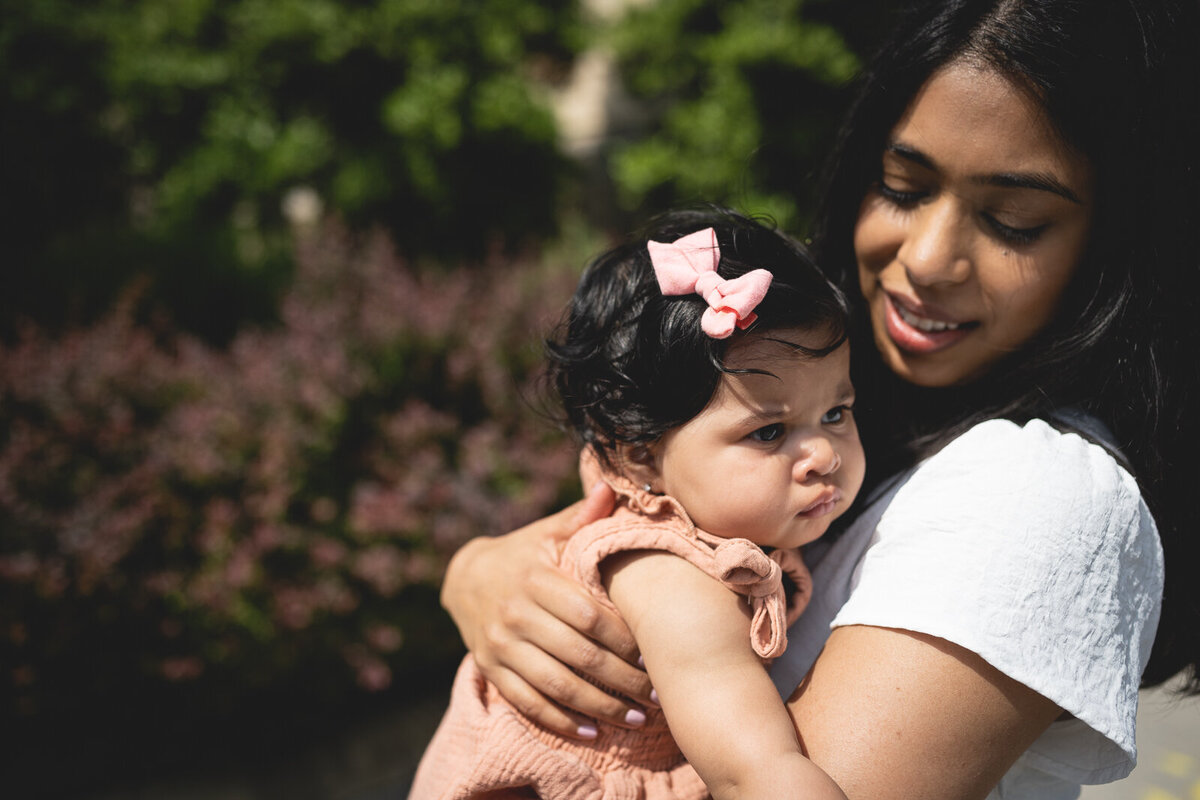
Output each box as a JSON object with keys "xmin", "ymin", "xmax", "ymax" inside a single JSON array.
[
  {"xmin": 608, "ymin": 0, "xmax": 861, "ymax": 231},
  {"xmin": 0, "ymin": 0, "xmax": 580, "ymax": 337}
]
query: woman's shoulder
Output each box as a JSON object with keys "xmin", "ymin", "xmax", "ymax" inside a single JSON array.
[
  {"xmin": 833, "ymin": 413, "xmax": 1165, "ymax": 785},
  {"xmin": 864, "ymin": 414, "xmax": 1164, "ymax": 642},
  {"xmin": 940, "ymin": 413, "xmax": 1117, "ymax": 457},
  {"xmin": 860, "ymin": 413, "xmax": 1163, "ymax": 615},
  {"xmin": 918, "ymin": 414, "xmax": 1143, "ymax": 511}
]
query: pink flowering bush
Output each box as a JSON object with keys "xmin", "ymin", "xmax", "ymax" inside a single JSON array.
[{"xmin": 0, "ymin": 224, "xmax": 580, "ymax": 737}]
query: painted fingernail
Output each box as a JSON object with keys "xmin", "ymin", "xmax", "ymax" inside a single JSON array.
[
  {"xmin": 625, "ymin": 708, "xmax": 647, "ymax": 726},
  {"xmin": 636, "ymin": 655, "xmax": 645, "ymax": 668},
  {"xmin": 648, "ymin": 689, "xmax": 659, "ymax": 706},
  {"xmin": 577, "ymin": 724, "xmax": 598, "ymax": 740}
]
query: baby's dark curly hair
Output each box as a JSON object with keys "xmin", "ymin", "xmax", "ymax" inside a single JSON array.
[{"xmin": 547, "ymin": 208, "xmax": 849, "ymax": 472}]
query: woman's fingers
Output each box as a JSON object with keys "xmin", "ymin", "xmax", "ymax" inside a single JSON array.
[
  {"xmin": 525, "ymin": 562, "xmax": 638, "ymax": 659},
  {"xmin": 485, "ymin": 665, "xmax": 601, "ymax": 740},
  {"xmin": 533, "ymin": 629, "xmax": 655, "ymax": 721},
  {"xmin": 439, "ymin": 482, "xmax": 654, "ymax": 730},
  {"xmin": 575, "ymin": 481, "xmax": 617, "ymax": 527},
  {"xmin": 479, "ymin": 581, "xmax": 652, "ymax": 725},
  {"xmin": 523, "ymin": 567, "xmax": 654, "ymax": 702},
  {"xmin": 484, "ymin": 638, "xmax": 650, "ymax": 734}
]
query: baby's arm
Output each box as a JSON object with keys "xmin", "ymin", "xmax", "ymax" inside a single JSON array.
[{"xmin": 604, "ymin": 550, "xmax": 847, "ymax": 800}]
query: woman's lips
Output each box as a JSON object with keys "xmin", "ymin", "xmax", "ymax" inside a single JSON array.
[{"xmin": 883, "ymin": 293, "xmax": 975, "ymax": 354}]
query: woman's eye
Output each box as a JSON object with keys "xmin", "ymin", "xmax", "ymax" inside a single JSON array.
[
  {"xmin": 749, "ymin": 423, "xmax": 785, "ymax": 443},
  {"xmin": 983, "ymin": 214, "xmax": 1048, "ymax": 246},
  {"xmin": 876, "ymin": 179, "xmax": 926, "ymax": 207},
  {"xmin": 821, "ymin": 405, "xmax": 852, "ymax": 425}
]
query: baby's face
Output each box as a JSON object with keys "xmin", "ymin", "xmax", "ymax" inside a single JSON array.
[{"xmin": 650, "ymin": 329, "xmax": 865, "ymax": 550}]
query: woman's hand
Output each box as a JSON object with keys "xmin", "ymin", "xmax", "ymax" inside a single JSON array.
[{"xmin": 440, "ymin": 484, "xmax": 656, "ymax": 738}]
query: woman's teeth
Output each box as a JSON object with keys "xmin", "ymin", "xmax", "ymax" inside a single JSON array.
[{"xmin": 895, "ymin": 303, "xmax": 962, "ymax": 332}]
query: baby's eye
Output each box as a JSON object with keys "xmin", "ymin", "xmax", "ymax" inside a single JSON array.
[
  {"xmin": 749, "ymin": 423, "xmax": 785, "ymax": 443},
  {"xmin": 821, "ymin": 405, "xmax": 852, "ymax": 425}
]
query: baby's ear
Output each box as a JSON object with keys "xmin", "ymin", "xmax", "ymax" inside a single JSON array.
[{"xmin": 617, "ymin": 442, "xmax": 662, "ymax": 492}]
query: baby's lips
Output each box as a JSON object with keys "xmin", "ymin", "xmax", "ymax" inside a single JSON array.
[{"xmin": 798, "ymin": 487, "xmax": 841, "ymax": 515}]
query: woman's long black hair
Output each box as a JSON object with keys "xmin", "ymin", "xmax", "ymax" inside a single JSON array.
[{"xmin": 813, "ymin": 0, "xmax": 1200, "ymax": 690}]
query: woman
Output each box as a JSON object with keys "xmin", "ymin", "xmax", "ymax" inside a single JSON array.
[{"xmin": 439, "ymin": 0, "xmax": 1200, "ymax": 797}]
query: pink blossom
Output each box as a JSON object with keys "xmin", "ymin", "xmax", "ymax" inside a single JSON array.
[
  {"xmin": 309, "ymin": 497, "xmax": 338, "ymax": 524},
  {"xmin": 12, "ymin": 665, "xmax": 36, "ymax": 687},
  {"xmin": 343, "ymin": 645, "xmax": 392, "ymax": 691},
  {"xmin": 309, "ymin": 536, "xmax": 347, "ymax": 568},
  {"xmin": 364, "ymin": 623, "xmax": 403, "ymax": 653},
  {"xmin": 348, "ymin": 483, "xmax": 419, "ymax": 539},
  {"xmin": 0, "ymin": 219, "xmax": 580, "ymax": 701},
  {"xmin": 350, "ymin": 545, "xmax": 405, "ymax": 597},
  {"xmin": 273, "ymin": 585, "xmax": 318, "ymax": 630},
  {"xmin": 224, "ymin": 545, "xmax": 257, "ymax": 589},
  {"xmin": 160, "ymin": 656, "xmax": 205, "ymax": 681},
  {"xmin": 0, "ymin": 552, "xmax": 38, "ymax": 582}
]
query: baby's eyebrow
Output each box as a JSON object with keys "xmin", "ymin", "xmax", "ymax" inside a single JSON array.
[
  {"xmin": 735, "ymin": 407, "xmax": 784, "ymax": 428},
  {"xmin": 836, "ymin": 379, "xmax": 857, "ymax": 403}
]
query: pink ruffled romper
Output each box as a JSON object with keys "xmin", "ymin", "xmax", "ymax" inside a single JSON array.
[{"xmin": 409, "ymin": 473, "xmax": 812, "ymax": 800}]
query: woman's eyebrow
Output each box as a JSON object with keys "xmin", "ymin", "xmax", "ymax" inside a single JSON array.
[
  {"xmin": 885, "ymin": 142, "xmax": 935, "ymax": 170},
  {"xmin": 885, "ymin": 142, "xmax": 1083, "ymax": 204},
  {"xmin": 980, "ymin": 172, "xmax": 1082, "ymax": 203}
]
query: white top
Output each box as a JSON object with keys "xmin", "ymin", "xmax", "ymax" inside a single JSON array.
[{"xmin": 770, "ymin": 416, "xmax": 1164, "ymax": 799}]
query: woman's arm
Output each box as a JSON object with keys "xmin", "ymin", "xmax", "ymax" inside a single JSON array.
[
  {"xmin": 442, "ymin": 512, "xmax": 1059, "ymax": 795},
  {"xmin": 784, "ymin": 419, "xmax": 1158, "ymax": 798},
  {"xmin": 789, "ymin": 625, "xmax": 1063, "ymax": 800},
  {"xmin": 439, "ymin": 486, "xmax": 656, "ymax": 737},
  {"xmin": 606, "ymin": 551, "xmax": 848, "ymax": 800}
]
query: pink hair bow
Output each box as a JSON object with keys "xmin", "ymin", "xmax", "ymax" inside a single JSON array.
[{"xmin": 647, "ymin": 228, "xmax": 773, "ymax": 339}]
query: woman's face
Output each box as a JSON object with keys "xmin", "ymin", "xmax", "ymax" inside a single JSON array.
[{"xmin": 854, "ymin": 60, "xmax": 1095, "ymax": 387}]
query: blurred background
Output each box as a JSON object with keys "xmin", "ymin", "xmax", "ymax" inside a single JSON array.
[{"xmin": 5, "ymin": 1, "xmax": 1191, "ymax": 798}]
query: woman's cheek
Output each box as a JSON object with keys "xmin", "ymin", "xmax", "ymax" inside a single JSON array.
[{"xmin": 853, "ymin": 200, "xmax": 901, "ymax": 284}]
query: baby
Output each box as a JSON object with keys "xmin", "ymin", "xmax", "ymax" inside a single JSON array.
[{"xmin": 411, "ymin": 208, "xmax": 864, "ymax": 799}]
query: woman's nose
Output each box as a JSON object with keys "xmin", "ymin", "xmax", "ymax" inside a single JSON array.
[
  {"xmin": 897, "ymin": 197, "xmax": 972, "ymax": 286},
  {"xmin": 793, "ymin": 437, "xmax": 840, "ymax": 483}
]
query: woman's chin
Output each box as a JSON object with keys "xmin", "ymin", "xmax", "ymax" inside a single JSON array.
[{"xmin": 875, "ymin": 332, "xmax": 976, "ymax": 389}]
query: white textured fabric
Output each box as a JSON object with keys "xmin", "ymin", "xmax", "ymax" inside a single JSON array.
[{"xmin": 769, "ymin": 417, "xmax": 1163, "ymax": 798}]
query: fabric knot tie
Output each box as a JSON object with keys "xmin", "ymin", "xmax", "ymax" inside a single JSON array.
[
  {"xmin": 771, "ymin": 546, "xmax": 814, "ymax": 623},
  {"xmin": 648, "ymin": 227, "xmax": 773, "ymax": 339},
  {"xmin": 713, "ymin": 540, "xmax": 788, "ymax": 658}
]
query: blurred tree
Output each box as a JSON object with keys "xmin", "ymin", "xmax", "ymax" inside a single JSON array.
[
  {"xmin": 0, "ymin": 0, "xmax": 903, "ymax": 790},
  {"xmin": 604, "ymin": 0, "xmax": 871, "ymax": 232},
  {"xmin": 0, "ymin": 0, "xmax": 581, "ymax": 340},
  {"xmin": 0, "ymin": 224, "xmax": 583, "ymax": 793}
]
